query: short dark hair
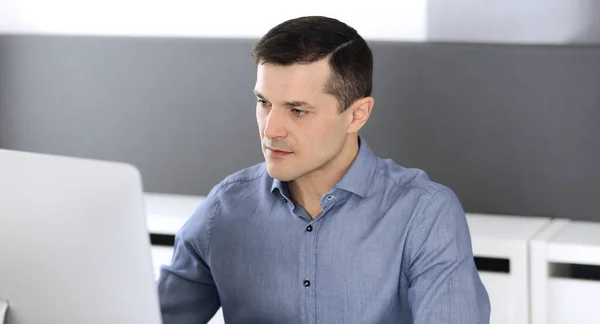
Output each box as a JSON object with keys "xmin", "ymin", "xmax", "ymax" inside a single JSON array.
[{"xmin": 252, "ymin": 16, "xmax": 373, "ymax": 112}]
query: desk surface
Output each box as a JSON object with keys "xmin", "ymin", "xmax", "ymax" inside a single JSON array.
[
  {"xmin": 144, "ymin": 193, "xmax": 204, "ymax": 235},
  {"xmin": 466, "ymin": 213, "xmax": 552, "ymax": 241},
  {"xmin": 550, "ymin": 221, "xmax": 600, "ymax": 247},
  {"xmin": 545, "ymin": 221, "xmax": 600, "ymax": 265}
]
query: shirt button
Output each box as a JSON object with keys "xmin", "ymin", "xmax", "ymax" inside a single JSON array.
[
  {"xmin": 326, "ymin": 195, "xmax": 334, "ymax": 200},
  {"xmin": 306, "ymin": 225, "xmax": 313, "ymax": 232},
  {"xmin": 282, "ymin": 198, "xmax": 288, "ymax": 203},
  {"xmin": 303, "ymin": 280, "xmax": 311, "ymax": 287}
]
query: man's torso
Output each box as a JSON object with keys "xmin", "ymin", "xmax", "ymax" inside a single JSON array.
[{"xmin": 204, "ymin": 156, "xmax": 444, "ymax": 324}]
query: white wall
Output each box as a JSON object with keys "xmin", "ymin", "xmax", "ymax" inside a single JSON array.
[
  {"xmin": 3, "ymin": 1, "xmax": 600, "ymax": 44},
  {"xmin": 0, "ymin": 0, "xmax": 427, "ymax": 41},
  {"xmin": 427, "ymin": 0, "xmax": 600, "ymax": 44}
]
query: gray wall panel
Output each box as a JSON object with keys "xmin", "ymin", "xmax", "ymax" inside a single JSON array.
[
  {"xmin": 0, "ymin": 36, "xmax": 263, "ymax": 195},
  {"xmin": 367, "ymin": 42, "xmax": 600, "ymax": 221},
  {"xmin": 1, "ymin": 35, "xmax": 599, "ymax": 221}
]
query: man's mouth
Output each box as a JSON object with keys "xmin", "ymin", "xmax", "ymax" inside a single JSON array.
[{"xmin": 266, "ymin": 147, "xmax": 293, "ymax": 157}]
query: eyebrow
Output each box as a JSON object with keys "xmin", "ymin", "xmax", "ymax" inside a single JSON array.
[{"xmin": 253, "ymin": 90, "xmax": 316, "ymax": 109}]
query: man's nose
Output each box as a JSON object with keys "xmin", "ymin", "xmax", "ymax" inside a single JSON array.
[{"xmin": 263, "ymin": 107, "xmax": 287, "ymax": 139}]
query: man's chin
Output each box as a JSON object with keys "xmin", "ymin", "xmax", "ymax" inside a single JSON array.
[{"xmin": 265, "ymin": 166, "xmax": 296, "ymax": 182}]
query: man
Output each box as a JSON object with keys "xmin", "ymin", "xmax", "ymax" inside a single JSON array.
[{"xmin": 158, "ymin": 16, "xmax": 490, "ymax": 324}]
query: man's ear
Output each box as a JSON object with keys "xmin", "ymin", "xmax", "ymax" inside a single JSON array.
[{"xmin": 346, "ymin": 97, "xmax": 374, "ymax": 134}]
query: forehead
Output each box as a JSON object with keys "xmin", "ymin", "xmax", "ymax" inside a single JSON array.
[{"xmin": 255, "ymin": 60, "xmax": 331, "ymax": 96}]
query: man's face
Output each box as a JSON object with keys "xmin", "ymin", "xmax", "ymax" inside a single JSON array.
[{"xmin": 254, "ymin": 59, "xmax": 350, "ymax": 182}]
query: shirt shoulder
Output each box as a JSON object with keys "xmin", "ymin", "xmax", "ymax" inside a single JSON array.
[
  {"xmin": 200, "ymin": 162, "xmax": 275, "ymax": 225},
  {"xmin": 371, "ymin": 157, "xmax": 464, "ymax": 227},
  {"xmin": 193, "ymin": 161, "xmax": 268, "ymax": 217},
  {"xmin": 221, "ymin": 162, "xmax": 267, "ymax": 185},
  {"xmin": 372, "ymin": 158, "xmax": 470, "ymax": 262},
  {"xmin": 175, "ymin": 162, "xmax": 270, "ymax": 260},
  {"xmin": 215, "ymin": 162, "xmax": 271, "ymax": 200},
  {"xmin": 372, "ymin": 157, "xmax": 448, "ymax": 199}
]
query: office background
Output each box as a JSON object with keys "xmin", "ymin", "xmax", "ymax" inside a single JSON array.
[{"xmin": 1, "ymin": 0, "xmax": 599, "ymax": 221}]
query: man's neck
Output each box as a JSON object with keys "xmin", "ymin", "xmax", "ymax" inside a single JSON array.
[{"xmin": 289, "ymin": 136, "xmax": 359, "ymax": 218}]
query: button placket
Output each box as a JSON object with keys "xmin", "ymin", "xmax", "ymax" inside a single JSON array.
[{"xmin": 299, "ymin": 218, "xmax": 318, "ymax": 324}]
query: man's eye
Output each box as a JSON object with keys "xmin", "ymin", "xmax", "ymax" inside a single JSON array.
[
  {"xmin": 257, "ymin": 99, "xmax": 269, "ymax": 107},
  {"xmin": 292, "ymin": 109, "xmax": 307, "ymax": 116}
]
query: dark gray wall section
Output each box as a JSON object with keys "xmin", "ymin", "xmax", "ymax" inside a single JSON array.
[
  {"xmin": 0, "ymin": 36, "xmax": 262, "ymax": 197},
  {"xmin": 1, "ymin": 35, "xmax": 599, "ymax": 221}
]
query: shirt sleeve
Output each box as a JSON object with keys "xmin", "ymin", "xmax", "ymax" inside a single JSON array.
[
  {"xmin": 404, "ymin": 188, "xmax": 491, "ymax": 324},
  {"xmin": 157, "ymin": 186, "xmax": 221, "ymax": 324}
]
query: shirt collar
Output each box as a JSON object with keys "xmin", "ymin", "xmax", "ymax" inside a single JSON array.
[{"xmin": 270, "ymin": 135, "xmax": 377, "ymax": 198}]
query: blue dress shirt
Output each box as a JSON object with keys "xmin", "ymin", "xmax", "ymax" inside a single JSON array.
[{"xmin": 157, "ymin": 137, "xmax": 490, "ymax": 324}]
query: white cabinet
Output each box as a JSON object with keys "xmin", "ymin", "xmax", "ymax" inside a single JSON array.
[
  {"xmin": 531, "ymin": 220, "xmax": 600, "ymax": 324},
  {"xmin": 466, "ymin": 213, "xmax": 554, "ymax": 324}
]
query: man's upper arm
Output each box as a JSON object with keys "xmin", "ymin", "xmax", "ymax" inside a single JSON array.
[
  {"xmin": 157, "ymin": 186, "xmax": 221, "ymax": 324},
  {"xmin": 405, "ymin": 188, "xmax": 490, "ymax": 324}
]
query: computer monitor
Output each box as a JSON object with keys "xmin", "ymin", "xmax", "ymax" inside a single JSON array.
[{"xmin": 0, "ymin": 149, "xmax": 162, "ymax": 324}]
